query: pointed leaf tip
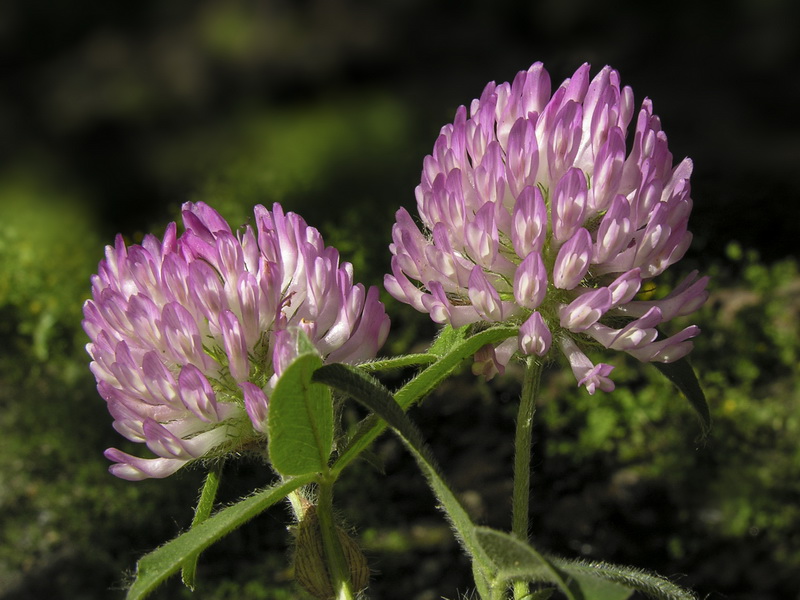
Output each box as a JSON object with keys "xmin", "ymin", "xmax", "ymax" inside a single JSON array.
[{"xmin": 651, "ymin": 357, "xmax": 711, "ymax": 437}]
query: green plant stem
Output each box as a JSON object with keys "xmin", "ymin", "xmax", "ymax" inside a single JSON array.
[
  {"xmin": 511, "ymin": 357, "xmax": 543, "ymax": 600},
  {"xmin": 328, "ymin": 326, "xmax": 519, "ymax": 480},
  {"xmin": 491, "ymin": 583, "xmax": 507, "ymax": 600},
  {"xmin": 181, "ymin": 459, "xmax": 224, "ymax": 589},
  {"xmin": 357, "ymin": 353, "xmax": 437, "ymax": 372},
  {"xmin": 192, "ymin": 461, "xmax": 224, "ymax": 527},
  {"xmin": 316, "ymin": 475, "xmax": 354, "ymax": 600}
]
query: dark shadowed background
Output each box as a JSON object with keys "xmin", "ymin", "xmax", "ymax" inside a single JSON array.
[{"xmin": 1, "ymin": 1, "xmax": 799, "ymax": 599}]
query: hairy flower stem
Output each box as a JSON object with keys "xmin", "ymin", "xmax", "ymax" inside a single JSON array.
[
  {"xmin": 181, "ymin": 460, "xmax": 224, "ymax": 589},
  {"xmin": 512, "ymin": 357, "xmax": 543, "ymax": 600},
  {"xmin": 316, "ymin": 476, "xmax": 355, "ymax": 600}
]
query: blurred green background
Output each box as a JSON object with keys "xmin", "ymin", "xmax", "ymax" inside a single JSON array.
[{"xmin": 1, "ymin": 1, "xmax": 798, "ymax": 599}]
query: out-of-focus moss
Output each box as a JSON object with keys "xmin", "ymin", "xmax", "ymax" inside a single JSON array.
[{"xmin": 0, "ymin": 170, "xmax": 101, "ymax": 363}]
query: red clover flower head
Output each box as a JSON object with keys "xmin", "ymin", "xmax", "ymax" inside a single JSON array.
[
  {"xmin": 386, "ymin": 62, "xmax": 708, "ymax": 392},
  {"xmin": 83, "ymin": 202, "xmax": 390, "ymax": 480}
]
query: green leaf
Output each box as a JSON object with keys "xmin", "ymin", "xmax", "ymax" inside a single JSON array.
[
  {"xmin": 651, "ymin": 357, "xmax": 711, "ymax": 437},
  {"xmin": 328, "ymin": 325, "xmax": 518, "ymax": 477},
  {"xmin": 561, "ymin": 572, "xmax": 633, "ymax": 600},
  {"xmin": 473, "ymin": 528, "xmax": 663, "ymax": 600},
  {"xmin": 181, "ymin": 461, "xmax": 224, "ymax": 590},
  {"xmin": 473, "ymin": 527, "xmax": 551, "ymax": 580},
  {"xmin": 550, "ymin": 557, "xmax": 696, "ymax": 600},
  {"xmin": 472, "ymin": 528, "xmax": 577, "ymax": 600},
  {"xmin": 126, "ymin": 474, "xmax": 316, "ymax": 600},
  {"xmin": 268, "ymin": 352, "xmax": 334, "ymax": 476}
]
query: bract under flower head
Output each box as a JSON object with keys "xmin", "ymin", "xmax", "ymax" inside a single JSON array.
[
  {"xmin": 84, "ymin": 202, "xmax": 390, "ymax": 480},
  {"xmin": 385, "ymin": 62, "xmax": 708, "ymax": 391}
]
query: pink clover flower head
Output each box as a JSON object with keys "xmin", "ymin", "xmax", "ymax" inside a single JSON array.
[
  {"xmin": 385, "ymin": 62, "xmax": 708, "ymax": 392},
  {"xmin": 84, "ymin": 202, "xmax": 390, "ymax": 480}
]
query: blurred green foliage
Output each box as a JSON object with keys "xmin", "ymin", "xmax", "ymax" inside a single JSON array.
[{"xmin": 0, "ymin": 172, "xmax": 99, "ymax": 364}]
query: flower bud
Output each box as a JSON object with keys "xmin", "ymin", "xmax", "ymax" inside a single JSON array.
[{"xmin": 293, "ymin": 506, "xmax": 370, "ymax": 599}]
